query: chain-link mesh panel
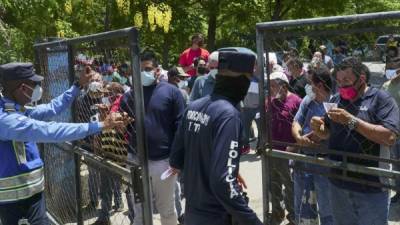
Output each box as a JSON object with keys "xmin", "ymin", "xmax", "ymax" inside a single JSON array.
[
  {"xmin": 33, "ymin": 28, "xmax": 153, "ymax": 225},
  {"xmin": 35, "ymin": 46, "xmax": 80, "ymax": 223},
  {"xmin": 73, "ymin": 38, "xmax": 139, "ymax": 225},
  {"xmin": 256, "ymin": 14, "xmax": 400, "ymax": 225}
]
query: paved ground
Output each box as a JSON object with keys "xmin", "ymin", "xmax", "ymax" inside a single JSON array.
[{"xmin": 76, "ymin": 150, "xmax": 400, "ymax": 225}]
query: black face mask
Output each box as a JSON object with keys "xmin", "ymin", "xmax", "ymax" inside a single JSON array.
[
  {"xmin": 213, "ymin": 75, "xmax": 250, "ymax": 105},
  {"xmin": 197, "ymin": 67, "xmax": 207, "ymax": 75}
]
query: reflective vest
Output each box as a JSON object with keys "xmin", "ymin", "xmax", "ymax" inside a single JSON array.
[{"xmin": 0, "ymin": 101, "xmax": 44, "ymax": 203}]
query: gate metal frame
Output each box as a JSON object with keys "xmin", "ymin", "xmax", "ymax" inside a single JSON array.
[
  {"xmin": 33, "ymin": 27, "xmax": 153, "ymax": 225},
  {"xmin": 256, "ymin": 11, "xmax": 400, "ymax": 223}
]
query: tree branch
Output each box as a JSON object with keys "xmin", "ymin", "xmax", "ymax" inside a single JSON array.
[{"xmin": 279, "ymin": 0, "xmax": 299, "ymax": 19}]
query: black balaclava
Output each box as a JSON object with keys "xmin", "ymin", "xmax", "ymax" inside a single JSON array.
[{"xmin": 213, "ymin": 74, "xmax": 250, "ymax": 105}]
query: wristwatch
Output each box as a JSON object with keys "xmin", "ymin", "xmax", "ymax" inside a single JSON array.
[{"xmin": 347, "ymin": 116, "xmax": 358, "ymax": 130}]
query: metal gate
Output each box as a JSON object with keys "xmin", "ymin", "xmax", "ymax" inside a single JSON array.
[
  {"xmin": 33, "ymin": 28, "xmax": 153, "ymax": 225},
  {"xmin": 256, "ymin": 11, "xmax": 400, "ymax": 224}
]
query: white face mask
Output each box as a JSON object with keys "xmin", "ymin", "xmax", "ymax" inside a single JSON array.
[
  {"xmin": 30, "ymin": 85, "xmax": 43, "ymax": 103},
  {"xmin": 141, "ymin": 71, "xmax": 156, "ymax": 86},
  {"xmin": 274, "ymin": 86, "xmax": 283, "ymax": 99},
  {"xmin": 177, "ymin": 80, "xmax": 188, "ymax": 89},
  {"xmin": 209, "ymin": 69, "xmax": 218, "ymax": 78},
  {"xmin": 88, "ymin": 81, "xmax": 103, "ymax": 92},
  {"xmin": 305, "ymin": 84, "xmax": 316, "ymax": 100}
]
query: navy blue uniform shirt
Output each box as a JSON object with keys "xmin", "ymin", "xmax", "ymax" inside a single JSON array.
[
  {"xmin": 326, "ymin": 87, "xmax": 400, "ymax": 192},
  {"xmin": 120, "ymin": 81, "xmax": 185, "ymax": 160},
  {"xmin": 170, "ymin": 94, "xmax": 262, "ymax": 225}
]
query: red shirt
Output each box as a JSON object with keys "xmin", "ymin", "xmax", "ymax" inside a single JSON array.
[
  {"xmin": 110, "ymin": 95, "xmax": 123, "ymax": 112},
  {"xmin": 179, "ymin": 48, "xmax": 209, "ymax": 76}
]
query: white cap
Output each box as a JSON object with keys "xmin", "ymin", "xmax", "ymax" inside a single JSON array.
[
  {"xmin": 209, "ymin": 51, "xmax": 219, "ymax": 63},
  {"xmin": 208, "ymin": 51, "xmax": 219, "ymax": 68},
  {"xmin": 269, "ymin": 71, "xmax": 289, "ymax": 84},
  {"xmin": 272, "ymin": 64, "xmax": 284, "ymax": 73}
]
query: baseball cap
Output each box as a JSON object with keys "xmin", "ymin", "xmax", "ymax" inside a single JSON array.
[
  {"xmin": 168, "ymin": 66, "xmax": 190, "ymax": 78},
  {"xmin": 176, "ymin": 67, "xmax": 189, "ymax": 77},
  {"xmin": 0, "ymin": 62, "xmax": 44, "ymax": 82},
  {"xmin": 269, "ymin": 71, "xmax": 289, "ymax": 84}
]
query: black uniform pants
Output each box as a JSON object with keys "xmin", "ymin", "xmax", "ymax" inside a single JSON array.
[{"xmin": 0, "ymin": 192, "xmax": 49, "ymax": 225}]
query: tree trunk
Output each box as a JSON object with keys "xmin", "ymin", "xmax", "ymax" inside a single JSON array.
[
  {"xmin": 162, "ymin": 34, "xmax": 170, "ymax": 68},
  {"xmin": 104, "ymin": 0, "xmax": 111, "ymax": 31},
  {"xmin": 272, "ymin": 0, "xmax": 282, "ymax": 21},
  {"xmin": 207, "ymin": 10, "xmax": 217, "ymax": 51},
  {"xmin": 206, "ymin": 0, "xmax": 220, "ymax": 51}
]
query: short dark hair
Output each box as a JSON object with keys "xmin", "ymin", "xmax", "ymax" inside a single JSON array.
[
  {"xmin": 193, "ymin": 56, "xmax": 206, "ymax": 67},
  {"xmin": 309, "ymin": 66, "xmax": 332, "ymax": 92},
  {"xmin": 140, "ymin": 51, "xmax": 158, "ymax": 68},
  {"xmin": 191, "ymin": 33, "xmax": 204, "ymax": 42},
  {"xmin": 287, "ymin": 57, "xmax": 303, "ymax": 69},
  {"xmin": 191, "ymin": 33, "xmax": 204, "ymax": 47},
  {"xmin": 167, "ymin": 66, "xmax": 179, "ymax": 78},
  {"xmin": 334, "ymin": 56, "xmax": 369, "ymax": 82}
]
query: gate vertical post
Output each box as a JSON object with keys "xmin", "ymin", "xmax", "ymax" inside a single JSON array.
[{"xmin": 128, "ymin": 29, "xmax": 154, "ymax": 225}]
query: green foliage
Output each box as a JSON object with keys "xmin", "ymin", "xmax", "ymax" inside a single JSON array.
[{"xmin": 0, "ymin": 0, "xmax": 399, "ymax": 65}]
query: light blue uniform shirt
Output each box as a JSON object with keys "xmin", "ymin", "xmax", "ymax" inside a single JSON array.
[{"xmin": 0, "ymin": 85, "xmax": 103, "ymax": 143}]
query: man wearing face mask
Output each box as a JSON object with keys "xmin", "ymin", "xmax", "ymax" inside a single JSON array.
[
  {"xmin": 179, "ymin": 33, "xmax": 210, "ymax": 77},
  {"xmin": 287, "ymin": 57, "xmax": 308, "ymax": 98},
  {"xmin": 169, "ymin": 51, "xmax": 262, "ymax": 225},
  {"xmin": 190, "ymin": 51, "xmax": 219, "ymax": 102},
  {"xmin": 310, "ymin": 57, "xmax": 400, "ymax": 225},
  {"xmin": 76, "ymin": 71, "xmax": 108, "ymax": 210},
  {"xmin": 0, "ymin": 62, "xmax": 128, "ymax": 225},
  {"xmin": 187, "ymin": 57, "xmax": 207, "ymax": 93},
  {"xmin": 267, "ymin": 71, "xmax": 301, "ymax": 225},
  {"xmin": 291, "ymin": 66, "xmax": 334, "ymax": 225},
  {"xmin": 120, "ymin": 52, "xmax": 185, "ymax": 225},
  {"xmin": 167, "ymin": 66, "xmax": 190, "ymax": 105}
]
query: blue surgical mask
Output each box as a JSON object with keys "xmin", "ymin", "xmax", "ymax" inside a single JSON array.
[
  {"xmin": 120, "ymin": 76, "xmax": 128, "ymax": 85},
  {"xmin": 141, "ymin": 71, "xmax": 155, "ymax": 86}
]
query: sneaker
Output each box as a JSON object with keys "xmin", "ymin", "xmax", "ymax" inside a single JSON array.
[
  {"xmin": 91, "ymin": 219, "xmax": 111, "ymax": 225},
  {"xmin": 391, "ymin": 193, "xmax": 400, "ymax": 204}
]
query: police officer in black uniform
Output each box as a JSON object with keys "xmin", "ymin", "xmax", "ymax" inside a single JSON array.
[{"xmin": 170, "ymin": 51, "xmax": 263, "ymax": 225}]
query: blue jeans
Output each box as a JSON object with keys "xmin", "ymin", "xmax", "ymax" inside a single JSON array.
[
  {"xmin": 294, "ymin": 163, "xmax": 333, "ymax": 225},
  {"xmin": 98, "ymin": 171, "xmax": 123, "ymax": 221},
  {"xmin": 98, "ymin": 170, "xmax": 135, "ymax": 223},
  {"xmin": 88, "ymin": 166, "xmax": 100, "ymax": 205},
  {"xmin": 329, "ymin": 182, "xmax": 389, "ymax": 225}
]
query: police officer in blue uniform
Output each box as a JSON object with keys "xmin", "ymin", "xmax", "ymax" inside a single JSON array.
[
  {"xmin": 170, "ymin": 52, "xmax": 263, "ymax": 225},
  {"xmin": 0, "ymin": 62, "xmax": 128, "ymax": 225}
]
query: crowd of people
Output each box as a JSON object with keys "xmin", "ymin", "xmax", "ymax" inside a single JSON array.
[{"xmin": 1, "ymin": 32, "xmax": 400, "ymax": 225}]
